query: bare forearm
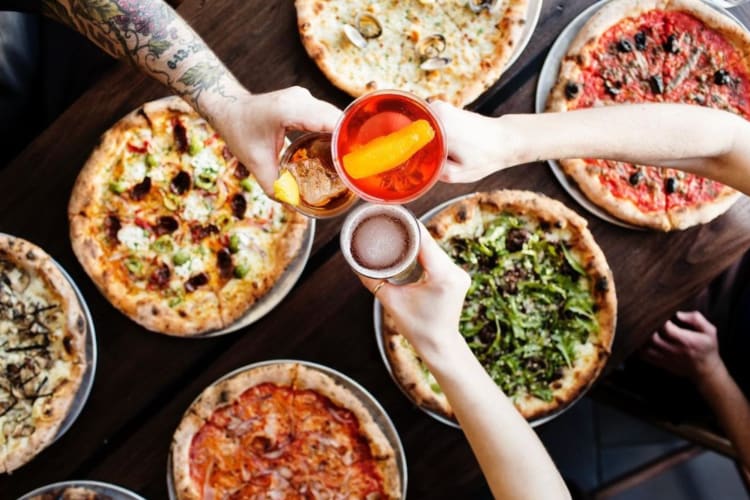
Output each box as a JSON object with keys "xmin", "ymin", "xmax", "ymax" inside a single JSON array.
[
  {"xmin": 41, "ymin": 0, "xmax": 244, "ymax": 122},
  {"xmin": 698, "ymin": 363, "xmax": 750, "ymax": 469},
  {"xmin": 504, "ymin": 104, "xmax": 750, "ymax": 194},
  {"xmin": 421, "ymin": 333, "xmax": 570, "ymax": 500}
]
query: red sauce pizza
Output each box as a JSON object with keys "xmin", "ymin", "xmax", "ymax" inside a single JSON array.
[
  {"xmin": 171, "ymin": 363, "xmax": 400, "ymax": 499},
  {"xmin": 548, "ymin": 0, "xmax": 750, "ymax": 230}
]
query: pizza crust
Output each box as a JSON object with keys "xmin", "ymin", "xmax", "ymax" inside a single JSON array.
[
  {"xmin": 668, "ymin": 187, "xmax": 742, "ymax": 230},
  {"xmin": 386, "ymin": 191, "xmax": 616, "ymax": 421},
  {"xmin": 0, "ymin": 235, "xmax": 87, "ymax": 473}
]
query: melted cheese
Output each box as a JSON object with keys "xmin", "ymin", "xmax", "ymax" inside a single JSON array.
[{"xmin": 117, "ymin": 225, "xmax": 151, "ymax": 252}]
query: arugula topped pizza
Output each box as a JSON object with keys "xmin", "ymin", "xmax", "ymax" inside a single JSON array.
[
  {"xmin": 69, "ymin": 97, "xmax": 308, "ymax": 336},
  {"xmin": 383, "ymin": 191, "xmax": 617, "ymax": 421}
]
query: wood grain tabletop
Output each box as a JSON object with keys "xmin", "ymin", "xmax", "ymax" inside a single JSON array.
[{"xmin": 3, "ymin": 0, "xmax": 750, "ymax": 498}]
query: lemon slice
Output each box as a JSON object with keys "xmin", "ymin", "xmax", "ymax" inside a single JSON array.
[
  {"xmin": 273, "ymin": 170, "xmax": 300, "ymax": 206},
  {"xmin": 342, "ymin": 119, "xmax": 436, "ymax": 180}
]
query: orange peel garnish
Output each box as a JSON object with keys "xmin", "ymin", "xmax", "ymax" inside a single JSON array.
[{"xmin": 342, "ymin": 119, "xmax": 435, "ymax": 179}]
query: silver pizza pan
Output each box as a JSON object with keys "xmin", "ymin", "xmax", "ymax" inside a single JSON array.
[
  {"xmin": 53, "ymin": 261, "xmax": 97, "ymax": 442},
  {"xmin": 535, "ymin": 0, "xmax": 745, "ymax": 230},
  {"xmin": 166, "ymin": 359, "xmax": 407, "ymax": 500},
  {"xmin": 0, "ymin": 232, "xmax": 97, "ymax": 447},
  {"xmin": 373, "ymin": 193, "xmax": 600, "ymax": 428},
  {"xmin": 199, "ymin": 219, "xmax": 315, "ymax": 337},
  {"xmin": 18, "ymin": 480, "xmax": 146, "ymax": 500}
]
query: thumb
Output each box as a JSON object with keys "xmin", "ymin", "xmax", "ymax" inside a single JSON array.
[{"xmin": 416, "ymin": 223, "xmax": 456, "ymax": 273}]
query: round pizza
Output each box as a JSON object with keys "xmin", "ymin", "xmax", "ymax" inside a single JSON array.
[
  {"xmin": 382, "ymin": 191, "xmax": 616, "ymax": 421},
  {"xmin": 171, "ymin": 362, "xmax": 400, "ymax": 499},
  {"xmin": 69, "ymin": 97, "xmax": 308, "ymax": 336},
  {"xmin": 28, "ymin": 486, "xmax": 110, "ymax": 500},
  {"xmin": 296, "ymin": 0, "xmax": 530, "ymax": 107},
  {"xmin": 0, "ymin": 235, "xmax": 86, "ymax": 473},
  {"xmin": 548, "ymin": 0, "xmax": 750, "ymax": 230}
]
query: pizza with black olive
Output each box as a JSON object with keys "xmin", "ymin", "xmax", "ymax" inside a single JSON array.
[
  {"xmin": 69, "ymin": 97, "xmax": 308, "ymax": 336},
  {"xmin": 383, "ymin": 191, "xmax": 616, "ymax": 421},
  {"xmin": 0, "ymin": 235, "xmax": 86, "ymax": 473},
  {"xmin": 547, "ymin": 0, "xmax": 750, "ymax": 230}
]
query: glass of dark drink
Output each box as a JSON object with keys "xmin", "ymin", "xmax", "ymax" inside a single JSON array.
[{"xmin": 340, "ymin": 203, "xmax": 422, "ymax": 284}]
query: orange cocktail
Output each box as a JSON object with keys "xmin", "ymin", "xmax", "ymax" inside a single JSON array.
[{"xmin": 332, "ymin": 90, "xmax": 446, "ymax": 203}]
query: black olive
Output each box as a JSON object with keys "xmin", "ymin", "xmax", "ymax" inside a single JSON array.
[
  {"xmin": 478, "ymin": 325, "xmax": 495, "ymax": 344},
  {"xmin": 234, "ymin": 163, "xmax": 250, "ymax": 179},
  {"xmin": 149, "ymin": 265, "xmax": 171, "ymax": 289},
  {"xmin": 714, "ymin": 69, "xmax": 731, "ymax": 85},
  {"xmin": 230, "ymin": 193, "xmax": 247, "ymax": 219},
  {"xmin": 505, "ymin": 228, "xmax": 530, "ymax": 252},
  {"xmin": 217, "ymin": 248, "xmax": 233, "ymax": 279},
  {"xmin": 665, "ymin": 177, "xmax": 678, "ymax": 194},
  {"xmin": 605, "ymin": 80, "xmax": 622, "ymax": 96},
  {"xmin": 663, "ymin": 34, "xmax": 679, "ymax": 54},
  {"xmin": 106, "ymin": 215, "xmax": 121, "ymax": 242},
  {"xmin": 564, "ymin": 82, "xmax": 579, "ymax": 100},
  {"xmin": 155, "ymin": 215, "xmax": 179, "ymax": 235},
  {"xmin": 173, "ymin": 120, "xmax": 188, "ymax": 153},
  {"xmin": 184, "ymin": 272, "xmax": 208, "ymax": 293},
  {"xmin": 170, "ymin": 171, "xmax": 191, "ymax": 195},
  {"xmin": 634, "ymin": 31, "xmax": 647, "ymax": 50},
  {"xmin": 130, "ymin": 176, "xmax": 152, "ymax": 201},
  {"xmin": 649, "ymin": 75, "xmax": 664, "ymax": 94},
  {"xmin": 595, "ymin": 276, "xmax": 609, "ymax": 292},
  {"xmin": 617, "ymin": 39, "xmax": 633, "ymax": 53},
  {"xmin": 190, "ymin": 224, "xmax": 219, "ymax": 242},
  {"xmin": 629, "ymin": 171, "xmax": 643, "ymax": 186}
]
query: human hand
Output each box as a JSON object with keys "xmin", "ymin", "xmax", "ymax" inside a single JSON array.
[
  {"xmin": 640, "ymin": 310, "xmax": 724, "ymax": 383},
  {"xmin": 357, "ymin": 223, "xmax": 471, "ymax": 357},
  {"xmin": 430, "ymin": 100, "xmax": 518, "ymax": 183},
  {"xmin": 213, "ymin": 86, "xmax": 341, "ymax": 194}
]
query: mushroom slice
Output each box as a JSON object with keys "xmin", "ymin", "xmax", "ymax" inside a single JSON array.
[
  {"xmin": 357, "ymin": 13, "xmax": 382, "ymax": 39},
  {"xmin": 343, "ymin": 24, "xmax": 367, "ymax": 49},
  {"xmin": 420, "ymin": 57, "xmax": 451, "ymax": 71},
  {"xmin": 468, "ymin": 0, "xmax": 496, "ymax": 13},
  {"xmin": 418, "ymin": 34, "xmax": 446, "ymax": 59}
]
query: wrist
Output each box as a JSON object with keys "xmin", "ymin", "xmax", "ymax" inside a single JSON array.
[
  {"xmin": 498, "ymin": 114, "xmax": 533, "ymax": 166},
  {"xmin": 696, "ymin": 358, "xmax": 730, "ymax": 397},
  {"xmin": 197, "ymin": 78, "xmax": 249, "ymax": 129}
]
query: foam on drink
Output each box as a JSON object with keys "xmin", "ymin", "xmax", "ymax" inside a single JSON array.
[
  {"xmin": 340, "ymin": 203, "xmax": 421, "ymax": 283},
  {"xmin": 351, "ymin": 215, "xmax": 409, "ymax": 270}
]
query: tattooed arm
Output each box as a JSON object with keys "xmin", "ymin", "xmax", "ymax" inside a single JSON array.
[{"xmin": 40, "ymin": 0, "xmax": 340, "ymax": 192}]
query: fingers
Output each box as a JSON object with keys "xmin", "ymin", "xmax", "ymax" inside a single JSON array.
[
  {"xmin": 416, "ymin": 223, "xmax": 456, "ymax": 271},
  {"xmin": 281, "ymin": 87, "xmax": 342, "ymax": 133},
  {"xmin": 676, "ymin": 310, "xmax": 716, "ymax": 335},
  {"xmin": 640, "ymin": 344, "xmax": 666, "ymax": 365},
  {"xmin": 438, "ymin": 159, "xmax": 466, "ymax": 183},
  {"xmin": 650, "ymin": 330, "xmax": 680, "ymax": 354}
]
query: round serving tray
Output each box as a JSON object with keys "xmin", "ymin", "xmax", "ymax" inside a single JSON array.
[
  {"xmin": 373, "ymin": 193, "xmax": 600, "ymax": 428},
  {"xmin": 18, "ymin": 480, "xmax": 146, "ymax": 500},
  {"xmin": 53, "ymin": 261, "xmax": 97, "ymax": 442},
  {"xmin": 200, "ymin": 219, "xmax": 315, "ymax": 337},
  {"xmin": 166, "ymin": 359, "xmax": 408, "ymax": 499},
  {"xmin": 535, "ymin": 0, "xmax": 745, "ymax": 230}
]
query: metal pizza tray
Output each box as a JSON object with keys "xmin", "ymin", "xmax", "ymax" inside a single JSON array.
[
  {"xmin": 535, "ymin": 0, "xmax": 745, "ymax": 230},
  {"xmin": 18, "ymin": 480, "xmax": 146, "ymax": 500},
  {"xmin": 199, "ymin": 219, "xmax": 315, "ymax": 337},
  {"xmin": 166, "ymin": 359, "xmax": 408, "ymax": 500},
  {"xmin": 53, "ymin": 261, "xmax": 97, "ymax": 442},
  {"xmin": 373, "ymin": 193, "xmax": 599, "ymax": 428}
]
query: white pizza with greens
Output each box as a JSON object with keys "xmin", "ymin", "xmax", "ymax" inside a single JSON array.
[{"xmin": 383, "ymin": 191, "xmax": 616, "ymax": 420}]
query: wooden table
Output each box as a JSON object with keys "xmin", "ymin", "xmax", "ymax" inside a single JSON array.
[{"xmin": 3, "ymin": 1, "xmax": 750, "ymax": 498}]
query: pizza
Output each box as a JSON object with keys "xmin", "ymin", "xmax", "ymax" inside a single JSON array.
[
  {"xmin": 296, "ymin": 0, "xmax": 530, "ymax": 107},
  {"xmin": 171, "ymin": 362, "xmax": 400, "ymax": 499},
  {"xmin": 382, "ymin": 191, "xmax": 616, "ymax": 421},
  {"xmin": 548, "ymin": 0, "xmax": 750, "ymax": 230},
  {"xmin": 69, "ymin": 97, "xmax": 308, "ymax": 336},
  {"xmin": 0, "ymin": 235, "xmax": 86, "ymax": 473}
]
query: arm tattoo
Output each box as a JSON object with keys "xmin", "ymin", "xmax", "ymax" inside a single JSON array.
[{"xmin": 41, "ymin": 0, "xmax": 239, "ymax": 115}]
